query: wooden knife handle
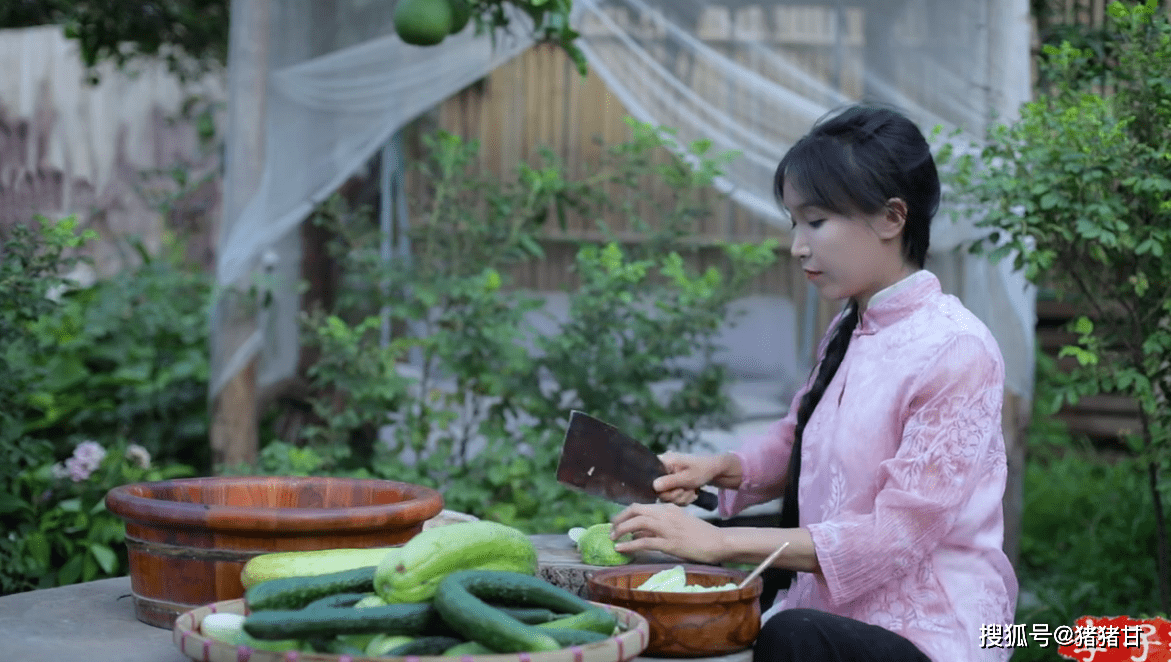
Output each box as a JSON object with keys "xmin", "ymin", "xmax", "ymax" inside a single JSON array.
[{"xmin": 694, "ymin": 489, "xmax": 718, "ymax": 511}]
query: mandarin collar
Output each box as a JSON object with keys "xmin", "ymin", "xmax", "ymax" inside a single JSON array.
[{"xmin": 853, "ymin": 270, "xmax": 940, "ymax": 336}]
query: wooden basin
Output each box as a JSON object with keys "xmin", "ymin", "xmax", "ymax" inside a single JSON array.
[
  {"xmin": 105, "ymin": 476, "xmax": 443, "ymax": 629},
  {"xmin": 586, "ymin": 564, "xmax": 762, "ymax": 658}
]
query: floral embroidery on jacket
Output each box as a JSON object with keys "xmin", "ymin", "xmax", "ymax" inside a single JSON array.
[{"xmin": 721, "ymin": 270, "xmax": 1017, "ymax": 662}]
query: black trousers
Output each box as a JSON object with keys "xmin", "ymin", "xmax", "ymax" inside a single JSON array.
[{"xmin": 754, "ymin": 609, "xmax": 933, "ymax": 662}]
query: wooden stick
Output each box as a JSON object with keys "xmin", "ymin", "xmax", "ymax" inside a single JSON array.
[{"xmin": 738, "ymin": 542, "xmax": 791, "ymax": 589}]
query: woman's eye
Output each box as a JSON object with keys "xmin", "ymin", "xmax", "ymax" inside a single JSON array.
[{"xmin": 809, "ymin": 219, "xmax": 826, "ymax": 229}]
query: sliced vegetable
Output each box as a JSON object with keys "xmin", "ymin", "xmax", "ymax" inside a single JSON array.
[
  {"xmin": 636, "ymin": 565, "xmax": 738, "ymax": 592},
  {"xmin": 202, "ymin": 614, "xmax": 306, "ymax": 652},
  {"xmin": 201, "ymin": 613, "xmax": 247, "ymax": 645}
]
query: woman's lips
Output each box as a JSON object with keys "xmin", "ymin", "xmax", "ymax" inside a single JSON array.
[{"xmin": 804, "ymin": 270, "xmax": 822, "ymax": 279}]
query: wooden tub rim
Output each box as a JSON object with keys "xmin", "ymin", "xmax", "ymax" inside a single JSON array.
[{"xmin": 105, "ymin": 475, "xmax": 444, "ymax": 534}]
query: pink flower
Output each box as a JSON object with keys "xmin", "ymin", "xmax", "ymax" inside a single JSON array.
[{"xmin": 63, "ymin": 441, "xmax": 106, "ymax": 482}]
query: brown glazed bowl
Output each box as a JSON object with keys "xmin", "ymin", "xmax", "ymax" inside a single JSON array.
[
  {"xmin": 586, "ymin": 564, "xmax": 762, "ymax": 658},
  {"xmin": 105, "ymin": 476, "xmax": 443, "ymax": 629}
]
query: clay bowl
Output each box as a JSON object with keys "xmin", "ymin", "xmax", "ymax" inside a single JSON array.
[
  {"xmin": 105, "ymin": 476, "xmax": 443, "ymax": 629},
  {"xmin": 586, "ymin": 564, "xmax": 762, "ymax": 658}
]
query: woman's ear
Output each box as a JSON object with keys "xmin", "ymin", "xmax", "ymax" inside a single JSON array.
[{"xmin": 876, "ymin": 198, "xmax": 908, "ymax": 239}]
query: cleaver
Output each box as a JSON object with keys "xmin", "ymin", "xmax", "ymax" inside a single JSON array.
[{"xmin": 556, "ymin": 410, "xmax": 718, "ymax": 511}]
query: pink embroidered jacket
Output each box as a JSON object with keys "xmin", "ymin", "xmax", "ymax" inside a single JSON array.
[{"xmin": 719, "ymin": 270, "xmax": 1018, "ymax": 662}]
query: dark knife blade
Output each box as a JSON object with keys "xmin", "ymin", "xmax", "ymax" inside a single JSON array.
[{"xmin": 556, "ymin": 410, "xmax": 717, "ymax": 510}]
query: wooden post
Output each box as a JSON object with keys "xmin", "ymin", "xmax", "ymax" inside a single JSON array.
[
  {"xmin": 1001, "ymin": 390, "xmax": 1029, "ymax": 568},
  {"xmin": 990, "ymin": 0, "xmax": 1034, "ymax": 570},
  {"xmin": 210, "ymin": 0, "xmax": 271, "ymax": 472}
]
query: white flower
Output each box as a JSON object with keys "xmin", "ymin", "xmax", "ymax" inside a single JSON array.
[{"xmin": 124, "ymin": 444, "xmax": 152, "ymax": 469}]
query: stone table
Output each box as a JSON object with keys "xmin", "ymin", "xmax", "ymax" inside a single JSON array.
[{"xmin": 0, "ymin": 576, "xmax": 190, "ymax": 662}]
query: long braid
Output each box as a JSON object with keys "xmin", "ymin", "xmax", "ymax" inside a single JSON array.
[
  {"xmin": 761, "ymin": 301, "xmax": 860, "ymax": 598},
  {"xmin": 757, "ymin": 104, "xmax": 938, "ymax": 607}
]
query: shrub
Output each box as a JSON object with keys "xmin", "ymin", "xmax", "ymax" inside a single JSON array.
[
  {"xmin": 943, "ymin": 0, "xmax": 1171, "ymax": 614},
  {"xmin": 0, "ymin": 438, "xmax": 194, "ymax": 594},
  {"xmin": 0, "ymin": 218, "xmax": 209, "ymax": 594},
  {"xmin": 22, "ymin": 235, "xmax": 214, "ymax": 472},
  {"xmin": 274, "ymin": 122, "xmax": 777, "ymax": 533}
]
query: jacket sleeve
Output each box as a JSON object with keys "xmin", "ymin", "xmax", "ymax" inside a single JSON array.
[
  {"xmin": 717, "ymin": 309, "xmax": 848, "ymax": 519},
  {"xmin": 716, "ymin": 401, "xmax": 799, "ymax": 519},
  {"xmin": 806, "ymin": 333, "xmax": 1006, "ymax": 607}
]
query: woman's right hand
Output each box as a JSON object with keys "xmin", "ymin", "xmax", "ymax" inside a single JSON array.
[{"xmin": 653, "ymin": 451, "xmax": 742, "ymax": 506}]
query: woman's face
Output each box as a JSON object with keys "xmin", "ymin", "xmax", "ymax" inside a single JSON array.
[{"xmin": 782, "ymin": 179, "xmax": 909, "ymax": 309}]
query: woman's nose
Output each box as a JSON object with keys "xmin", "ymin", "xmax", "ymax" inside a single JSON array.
[{"xmin": 790, "ymin": 232, "xmax": 809, "ymax": 259}]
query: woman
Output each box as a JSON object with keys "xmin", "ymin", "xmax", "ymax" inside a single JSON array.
[{"xmin": 609, "ymin": 105, "xmax": 1018, "ymax": 662}]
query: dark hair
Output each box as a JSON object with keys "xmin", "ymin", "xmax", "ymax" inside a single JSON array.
[
  {"xmin": 766, "ymin": 106, "xmax": 940, "ymax": 594},
  {"xmin": 774, "ymin": 104, "xmax": 939, "ymax": 269}
]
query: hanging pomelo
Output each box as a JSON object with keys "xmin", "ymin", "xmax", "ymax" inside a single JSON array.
[
  {"xmin": 449, "ymin": 0, "xmax": 472, "ymax": 34},
  {"xmin": 394, "ymin": 0, "xmax": 454, "ymax": 46}
]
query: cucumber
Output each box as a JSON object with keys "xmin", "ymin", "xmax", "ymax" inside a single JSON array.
[
  {"xmin": 314, "ymin": 638, "xmax": 367, "ymax": 655},
  {"xmin": 492, "ymin": 606, "xmax": 561, "ymax": 625},
  {"xmin": 537, "ymin": 608, "xmax": 618, "ymax": 635},
  {"xmin": 443, "ymin": 641, "xmax": 495, "ymax": 656},
  {"xmin": 240, "ymin": 547, "xmax": 399, "ymax": 589},
  {"xmin": 543, "ymin": 628, "xmax": 611, "ymax": 646},
  {"xmin": 365, "ymin": 634, "xmax": 421, "ymax": 656},
  {"xmin": 354, "ymin": 594, "xmax": 388, "ymax": 608},
  {"xmin": 239, "ymin": 633, "xmax": 309, "ymax": 653},
  {"xmin": 375, "ymin": 521, "xmax": 537, "ymax": 603},
  {"xmin": 242, "ymin": 602, "xmax": 442, "ymax": 640},
  {"xmin": 431, "ymin": 570, "xmax": 598, "ymax": 653},
  {"xmin": 441, "ymin": 569, "xmax": 597, "ymax": 614},
  {"xmin": 302, "ymin": 591, "xmax": 370, "ymax": 610},
  {"xmin": 246, "ymin": 566, "xmax": 376, "ymax": 611},
  {"xmin": 380, "ymin": 635, "xmax": 464, "ymax": 656},
  {"xmin": 337, "ymin": 633, "xmax": 378, "ymax": 652},
  {"xmin": 438, "ymin": 629, "xmax": 607, "ymax": 656}
]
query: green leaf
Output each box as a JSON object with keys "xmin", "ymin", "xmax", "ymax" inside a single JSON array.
[
  {"xmin": 519, "ymin": 234, "xmax": 544, "ymax": 259},
  {"xmin": 58, "ymin": 554, "xmax": 83, "ymax": 586},
  {"xmin": 1058, "ymin": 345, "xmax": 1098, "ymax": 367},
  {"xmin": 82, "ymin": 555, "xmax": 98, "ymax": 582},
  {"xmin": 25, "ymin": 532, "xmax": 50, "ymax": 571},
  {"xmin": 88, "ymin": 543, "xmax": 117, "ymax": 575},
  {"xmin": 0, "ymin": 492, "xmax": 29, "ymax": 515}
]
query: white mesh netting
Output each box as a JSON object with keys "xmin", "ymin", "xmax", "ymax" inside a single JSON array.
[{"xmin": 212, "ymin": 0, "xmax": 1035, "ymax": 405}]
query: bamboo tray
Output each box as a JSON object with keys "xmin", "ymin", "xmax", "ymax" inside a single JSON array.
[{"xmin": 172, "ymin": 598, "xmax": 651, "ymax": 662}]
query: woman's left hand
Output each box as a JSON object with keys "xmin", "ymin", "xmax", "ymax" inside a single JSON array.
[{"xmin": 610, "ymin": 503, "xmax": 727, "ymax": 565}]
